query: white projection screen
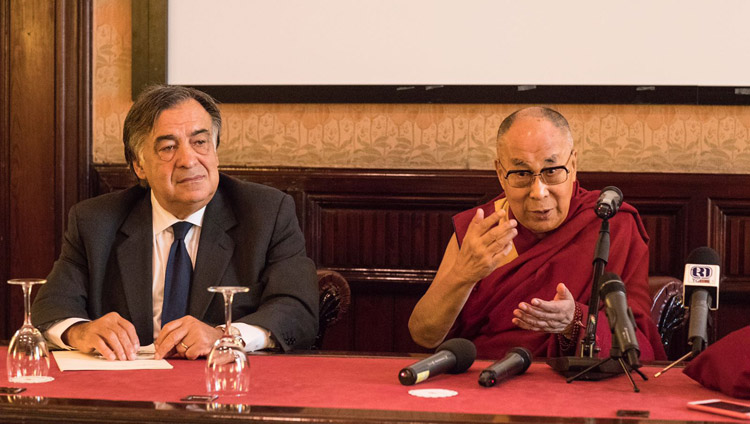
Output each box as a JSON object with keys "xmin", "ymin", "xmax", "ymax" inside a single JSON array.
[
  {"xmin": 159, "ymin": 0, "xmax": 750, "ymax": 103},
  {"xmin": 167, "ymin": 0, "xmax": 750, "ymax": 86}
]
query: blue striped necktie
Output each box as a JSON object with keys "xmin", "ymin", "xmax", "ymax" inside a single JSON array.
[{"xmin": 161, "ymin": 221, "xmax": 193, "ymax": 326}]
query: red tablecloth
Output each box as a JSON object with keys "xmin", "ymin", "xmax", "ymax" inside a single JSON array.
[{"xmin": 1, "ymin": 348, "xmax": 744, "ymax": 422}]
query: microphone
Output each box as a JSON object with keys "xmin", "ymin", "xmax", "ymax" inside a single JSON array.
[
  {"xmin": 398, "ymin": 338, "xmax": 476, "ymax": 385},
  {"xmin": 595, "ymin": 186, "xmax": 623, "ymax": 219},
  {"xmin": 478, "ymin": 347, "xmax": 532, "ymax": 387},
  {"xmin": 654, "ymin": 247, "xmax": 722, "ymax": 378},
  {"xmin": 599, "ymin": 272, "xmax": 641, "ymax": 368},
  {"xmin": 683, "ymin": 247, "xmax": 721, "ymax": 356}
]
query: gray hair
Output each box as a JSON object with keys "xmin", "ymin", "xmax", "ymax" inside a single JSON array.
[{"xmin": 123, "ymin": 85, "xmax": 222, "ymax": 182}]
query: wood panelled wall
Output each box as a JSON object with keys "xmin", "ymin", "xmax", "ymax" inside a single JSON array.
[
  {"xmin": 94, "ymin": 165, "xmax": 750, "ymax": 355},
  {"xmin": 1, "ymin": 1, "xmax": 747, "ymax": 360},
  {"xmin": 0, "ymin": 0, "xmax": 91, "ymax": 340}
]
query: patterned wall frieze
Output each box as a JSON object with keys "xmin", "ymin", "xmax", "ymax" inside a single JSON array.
[{"xmin": 93, "ymin": 0, "xmax": 750, "ymax": 174}]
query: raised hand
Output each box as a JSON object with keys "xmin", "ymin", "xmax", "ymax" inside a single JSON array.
[
  {"xmin": 451, "ymin": 208, "xmax": 518, "ymax": 283},
  {"xmin": 512, "ymin": 283, "xmax": 576, "ymax": 333}
]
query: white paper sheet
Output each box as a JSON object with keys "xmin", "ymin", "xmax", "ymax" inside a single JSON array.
[{"xmin": 52, "ymin": 344, "xmax": 173, "ymax": 371}]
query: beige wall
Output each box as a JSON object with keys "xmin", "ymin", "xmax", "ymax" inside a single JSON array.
[{"xmin": 93, "ymin": 0, "xmax": 750, "ymax": 173}]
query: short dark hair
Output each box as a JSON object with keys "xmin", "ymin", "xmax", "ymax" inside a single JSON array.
[
  {"xmin": 496, "ymin": 106, "xmax": 572, "ymax": 147},
  {"xmin": 123, "ymin": 85, "xmax": 222, "ymax": 180}
]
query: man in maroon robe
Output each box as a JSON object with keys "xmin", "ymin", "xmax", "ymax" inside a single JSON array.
[{"xmin": 408, "ymin": 107, "xmax": 666, "ymax": 361}]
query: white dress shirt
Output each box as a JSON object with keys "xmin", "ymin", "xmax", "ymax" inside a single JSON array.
[{"xmin": 45, "ymin": 191, "xmax": 271, "ymax": 352}]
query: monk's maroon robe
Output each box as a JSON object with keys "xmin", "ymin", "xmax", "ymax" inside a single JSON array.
[
  {"xmin": 684, "ymin": 325, "xmax": 750, "ymax": 399},
  {"xmin": 450, "ymin": 183, "xmax": 666, "ymax": 361}
]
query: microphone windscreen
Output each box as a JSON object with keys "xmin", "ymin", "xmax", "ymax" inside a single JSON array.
[
  {"xmin": 686, "ymin": 247, "xmax": 720, "ymax": 266},
  {"xmin": 599, "ymin": 272, "xmax": 625, "ymax": 296},
  {"xmin": 509, "ymin": 347, "xmax": 533, "ymax": 373},
  {"xmin": 602, "ymin": 186, "xmax": 623, "ymax": 204},
  {"xmin": 436, "ymin": 338, "xmax": 477, "ymax": 373}
]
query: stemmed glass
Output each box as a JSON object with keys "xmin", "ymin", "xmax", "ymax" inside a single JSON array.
[
  {"xmin": 6, "ymin": 279, "xmax": 54, "ymax": 383},
  {"xmin": 205, "ymin": 286, "xmax": 250, "ymax": 396}
]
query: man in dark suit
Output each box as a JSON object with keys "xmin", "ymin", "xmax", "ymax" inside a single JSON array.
[{"xmin": 31, "ymin": 85, "xmax": 318, "ymax": 360}]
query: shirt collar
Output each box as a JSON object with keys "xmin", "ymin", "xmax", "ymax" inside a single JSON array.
[{"xmin": 150, "ymin": 190, "xmax": 206, "ymax": 234}]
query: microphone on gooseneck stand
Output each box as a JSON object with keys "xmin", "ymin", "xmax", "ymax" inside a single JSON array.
[
  {"xmin": 398, "ymin": 338, "xmax": 477, "ymax": 385},
  {"xmin": 655, "ymin": 247, "xmax": 721, "ymax": 378},
  {"xmin": 595, "ymin": 186, "xmax": 623, "ymax": 219},
  {"xmin": 547, "ymin": 186, "xmax": 627, "ymax": 381},
  {"xmin": 478, "ymin": 347, "xmax": 532, "ymax": 387}
]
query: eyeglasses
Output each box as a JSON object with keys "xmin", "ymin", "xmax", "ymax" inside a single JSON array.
[
  {"xmin": 154, "ymin": 137, "xmax": 213, "ymax": 162},
  {"xmin": 497, "ymin": 151, "xmax": 574, "ymax": 188}
]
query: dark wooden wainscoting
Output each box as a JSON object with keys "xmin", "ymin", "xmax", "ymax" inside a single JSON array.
[
  {"xmin": 0, "ymin": 0, "xmax": 91, "ymax": 340},
  {"xmin": 93, "ymin": 165, "xmax": 750, "ymax": 355}
]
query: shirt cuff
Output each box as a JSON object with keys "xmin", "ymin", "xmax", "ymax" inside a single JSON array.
[
  {"xmin": 231, "ymin": 323, "xmax": 274, "ymax": 352},
  {"xmin": 44, "ymin": 317, "xmax": 90, "ymax": 350}
]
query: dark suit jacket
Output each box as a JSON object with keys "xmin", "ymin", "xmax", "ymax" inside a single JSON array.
[{"xmin": 31, "ymin": 174, "xmax": 318, "ymax": 351}]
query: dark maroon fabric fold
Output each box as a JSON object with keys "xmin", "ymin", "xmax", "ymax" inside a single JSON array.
[{"xmin": 684, "ymin": 325, "xmax": 750, "ymax": 399}]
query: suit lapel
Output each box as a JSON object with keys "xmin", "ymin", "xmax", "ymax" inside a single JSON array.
[
  {"xmin": 190, "ymin": 188, "xmax": 237, "ymax": 319},
  {"xmin": 116, "ymin": 194, "xmax": 154, "ymax": 341}
]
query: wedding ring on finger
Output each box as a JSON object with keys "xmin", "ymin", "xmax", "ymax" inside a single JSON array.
[{"xmin": 180, "ymin": 341, "xmax": 189, "ymax": 351}]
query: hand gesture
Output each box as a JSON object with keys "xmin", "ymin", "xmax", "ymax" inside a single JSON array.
[
  {"xmin": 451, "ymin": 208, "xmax": 518, "ymax": 283},
  {"xmin": 512, "ymin": 283, "xmax": 576, "ymax": 333}
]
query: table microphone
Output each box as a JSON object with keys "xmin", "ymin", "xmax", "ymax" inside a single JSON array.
[
  {"xmin": 655, "ymin": 246, "xmax": 721, "ymax": 378},
  {"xmin": 683, "ymin": 246, "xmax": 720, "ymax": 356},
  {"xmin": 600, "ymin": 272, "xmax": 641, "ymax": 368},
  {"xmin": 478, "ymin": 347, "xmax": 532, "ymax": 387},
  {"xmin": 398, "ymin": 338, "xmax": 476, "ymax": 385}
]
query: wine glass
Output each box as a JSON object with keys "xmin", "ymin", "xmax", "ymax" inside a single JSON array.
[
  {"xmin": 205, "ymin": 286, "xmax": 250, "ymax": 396},
  {"xmin": 6, "ymin": 278, "xmax": 54, "ymax": 383}
]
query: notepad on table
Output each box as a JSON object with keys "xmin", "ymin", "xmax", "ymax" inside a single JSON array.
[{"xmin": 53, "ymin": 344, "xmax": 173, "ymax": 371}]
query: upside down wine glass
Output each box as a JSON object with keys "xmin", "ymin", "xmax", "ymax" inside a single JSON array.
[
  {"xmin": 205, "ymin": 286, "xmax": 250, "ymax": 396},
  {"xmin": 6, "ymin": 279, "xmax": 54, "ymax": 383}
]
